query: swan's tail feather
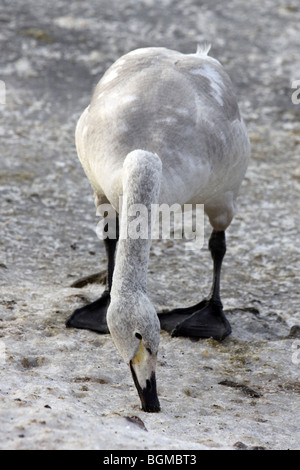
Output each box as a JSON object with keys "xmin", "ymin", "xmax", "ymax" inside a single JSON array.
[{"xmin": 196, "ymin": 43, "xmax": 211, "ymax": 56}]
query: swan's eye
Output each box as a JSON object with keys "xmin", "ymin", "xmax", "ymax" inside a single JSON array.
[{"xmin": 135, "ymin": 332, "xmax": 142, "ymax": 340}]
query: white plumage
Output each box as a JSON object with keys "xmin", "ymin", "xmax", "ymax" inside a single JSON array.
[{"xmin": 68, "ymin": 46, "xmax": 250, "ymax": 412}]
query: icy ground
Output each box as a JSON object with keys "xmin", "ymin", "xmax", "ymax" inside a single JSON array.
[{"xmin": 0, "ymin": 0, "xmax": 299, "ymax": 450}]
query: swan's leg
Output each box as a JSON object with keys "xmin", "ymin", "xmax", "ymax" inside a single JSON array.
[
  {"xmin": 65, "ymin": 218, "xmax": 119, "ymax": 333},
  {"xmin": 158, "ymin": 230, "xmax": 231, "ymax": 340}
]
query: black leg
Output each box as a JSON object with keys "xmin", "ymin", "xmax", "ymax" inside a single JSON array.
[
  {"xmin": 65, "ymin": 217, "xmax": 119, "ymax": 333},
  {"xmin": 208, "ymin": 229, "xmax": 226, "ymax": 306},
  {"xmin": 158, "ymin": 230, "xmax": 231, "ymax": 340},
  {"xmin": 104, "ymin": 217, "xmax": 119, "ymax": 293}
]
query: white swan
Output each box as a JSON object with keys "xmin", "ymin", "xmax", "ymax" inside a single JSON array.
[{"xmin": 66, "ymin": 46, "xmax": 250, "ymax": 412}]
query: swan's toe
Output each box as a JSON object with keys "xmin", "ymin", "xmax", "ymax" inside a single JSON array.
[
  {"xmin": 171, "ymin": 301, "xmax": 231, "ymax": 340},
  {"xmin": 66, "ymin": 291, "xmax": 110, "ymax": 334}
]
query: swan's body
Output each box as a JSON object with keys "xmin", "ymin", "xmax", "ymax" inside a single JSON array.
[
  {"xmin": 76, "ymin": 47, "xmax": 249, "ymax": 230},
  {"xmin": 67, "ymin": 46, "xmax": 250, "ymax": 412}
]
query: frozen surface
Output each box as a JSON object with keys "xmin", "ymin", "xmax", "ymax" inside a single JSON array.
[{"xmin": 0, "ymin": 0, "xmax": 300, "ymax": 450}]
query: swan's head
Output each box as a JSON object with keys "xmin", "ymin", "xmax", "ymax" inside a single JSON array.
[{"xmin": 107, "ymin": 292, "xmax": 161, "ymax": 412}]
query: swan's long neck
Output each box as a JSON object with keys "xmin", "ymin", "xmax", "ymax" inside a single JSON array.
[{"xmin": 111, "ymin": 150, "xmax": 162, "ymax": 297}]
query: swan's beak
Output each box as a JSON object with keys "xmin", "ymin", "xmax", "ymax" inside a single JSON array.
[{"xmin": 129, "ymin": 342, "xmax": 160, "ymax": 412}]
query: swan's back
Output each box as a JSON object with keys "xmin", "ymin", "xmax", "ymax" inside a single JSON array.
[{"xmin": 76, "ymin": 47, "xmax": 250, "ymax": 211}]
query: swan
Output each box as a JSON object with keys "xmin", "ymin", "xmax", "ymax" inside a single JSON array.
[{"xmin": 66, "ymin": 45, "xmax": 250, "ymax": 412}]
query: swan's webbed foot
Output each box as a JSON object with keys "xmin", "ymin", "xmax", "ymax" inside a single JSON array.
[
  {"xmin": 158, "ymin": 299, "xmax": 231, "ymax": 341},
  {"xmin": 66, "ymin": 220, "xmax": 118, "ymax": 334},
  {"xmin": 158, "ymin": 230, "xmax": 231, "ymax": 341},
  {"xmin": 158, "ymin": 300, "xmax": 207, "ymax": 334},
  {"xmin": 65, "ymin": 290, "xmax": 110, "ymax": 333}
]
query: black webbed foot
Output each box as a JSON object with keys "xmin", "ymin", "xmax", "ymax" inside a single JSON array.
[
  {"xmin": 157, "ymin": 300, "xmax": 207, "ymax": 334},
  {"xmin": 158, "ymin": 230, "xmax": 231, "ymax": 341},
  {"xmin": 158, "ymin": 299, "xmax": 231, "ymax": 341},
  {"xmin": 65, "ymin": 290, "xmax": 110, "ymax": 333}
]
